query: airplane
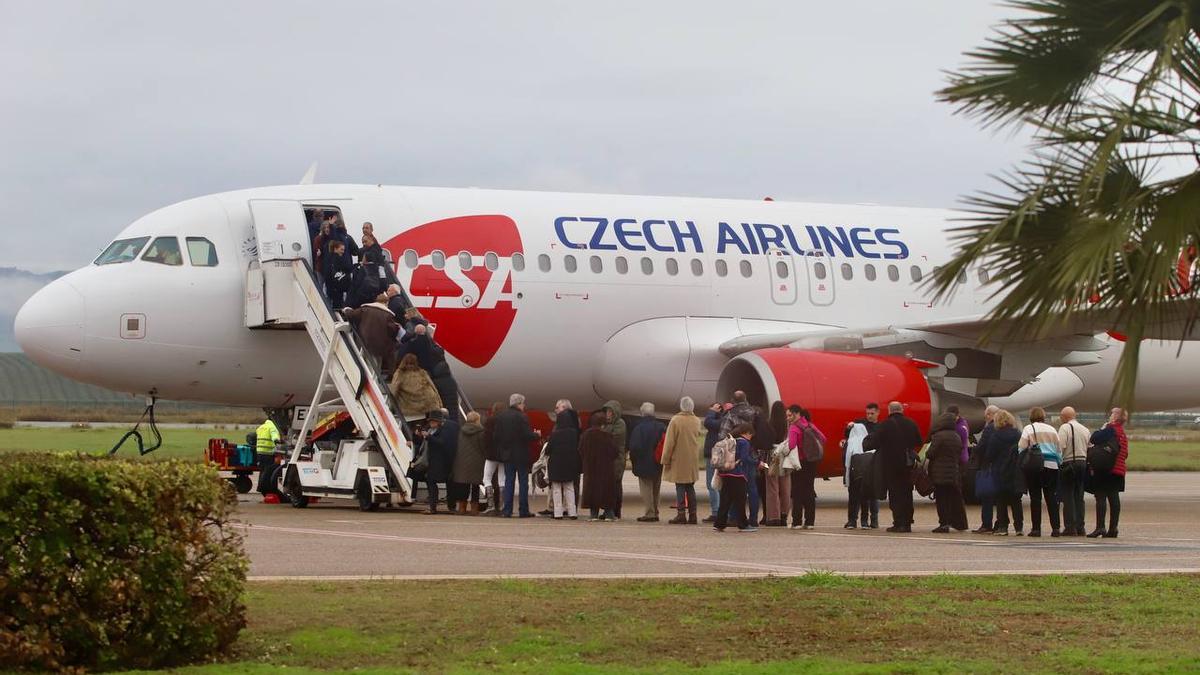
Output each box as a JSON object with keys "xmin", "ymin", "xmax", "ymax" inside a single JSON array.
[{"xmin": 14, "ymin": 182, "xmax": 1200, "ymax": 481}]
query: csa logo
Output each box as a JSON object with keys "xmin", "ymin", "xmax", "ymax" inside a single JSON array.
[{"xmin": 384, "ymin": 215, "xmax": 521, "ymax": 369}]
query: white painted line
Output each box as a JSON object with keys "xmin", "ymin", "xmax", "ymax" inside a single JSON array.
[
  {"xmin": 237, "ymin": 523, "xmax": 815, "ymax": 574},
  {"xmin": 247, "ymin": 567, "xmax": 1200, "ymax": 582}
]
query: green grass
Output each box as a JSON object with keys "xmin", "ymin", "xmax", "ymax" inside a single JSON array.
[
  {"xmin": 1126, "ymin": 441, "xmax": 1200, "ymax": 471},
  {"xmin": 147, "ymin": 574, "xmax": 1200, "ymax": 673},
  {"xmin": 0, "ymin": 427, "xmax": 239, "ymax": 461}
]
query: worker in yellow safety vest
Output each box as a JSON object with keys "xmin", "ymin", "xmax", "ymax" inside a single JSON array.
[{"xmin": 255, "ymin": 418, "xmax": 282, "ymax": 455}]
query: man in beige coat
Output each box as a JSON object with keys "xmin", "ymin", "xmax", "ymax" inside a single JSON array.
[{"xmin": 661, "ymin": 396, "xmax": 704, "ymax": 524}]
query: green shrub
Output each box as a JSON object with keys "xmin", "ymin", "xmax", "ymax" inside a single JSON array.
[{"xmin": 0, "ymin": 454, "xmax": 247, "ymax": 671}]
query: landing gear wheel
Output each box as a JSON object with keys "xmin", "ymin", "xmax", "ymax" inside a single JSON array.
[{"xmin": 233, "ymin": 474, "xmax": 253, "ymax": 494}]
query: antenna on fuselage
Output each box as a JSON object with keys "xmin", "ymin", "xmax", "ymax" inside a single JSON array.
[{"xmin": 299, "ymin": 161, "xmax": 318, "ymax": 185}]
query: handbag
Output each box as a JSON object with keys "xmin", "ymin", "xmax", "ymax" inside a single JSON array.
[
  {"xmin": 1020, "ymin": 426, "xmax": 1044, "ymax": 472},
  {"xmin": 975, "ymin": 467, "xmax": 998, "ymax": 499},
  {"xmin": 911, "ymin": 461, "xmax": 934, "ymax": 497},
  {"xmin": 410, "ymin": 440, "xmax": 429, "ymax": 474},
  {"xmin": 1087, "ymin": 434, "xmax": 1119, "ymax": 474}
]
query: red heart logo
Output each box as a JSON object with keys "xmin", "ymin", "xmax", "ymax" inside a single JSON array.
[{"xmin": 383, "ymin": 215, "xmax": 521, "ymax": 368}]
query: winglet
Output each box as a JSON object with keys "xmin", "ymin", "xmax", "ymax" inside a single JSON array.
[{"xmin": 299, "ymin": 161, "xmax": 318, "ymax": 185}]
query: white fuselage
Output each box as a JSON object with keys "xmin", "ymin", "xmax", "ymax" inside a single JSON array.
[{"xmin": 14, "ymin": 184, "xmax": 1200, "ymax": 413}]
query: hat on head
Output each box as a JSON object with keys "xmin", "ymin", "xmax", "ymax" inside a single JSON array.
[{"xmin": 426, "ymin": 409, "xmax": 446, "ymax": 421}]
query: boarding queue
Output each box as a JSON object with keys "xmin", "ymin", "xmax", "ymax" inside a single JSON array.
[{"xmin": 390, "ymin": 392, "xmax": 1130, "ymax": 538}]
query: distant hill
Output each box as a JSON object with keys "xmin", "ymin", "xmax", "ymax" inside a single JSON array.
[
  {"xmin": 1, "ymin": 267, "xmax": 69, "ymax": 351},
  {"xmin": 0, "ymin": 351, "xmax": 135, "ymax": 405}
]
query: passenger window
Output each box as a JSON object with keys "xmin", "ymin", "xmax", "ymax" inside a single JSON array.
[
  {"xmin": 484, "ymin": 252, "xmax": 499, "ymax": 271},
  {"xmin": 739, "ymin": 260, "xmax": 752, "ymax": 278},
  {"xmin": 813, "ymin": 262, "xmax": 827, "ymax": 280},
  {"xmin": 141, "ymin": 236, "xmax": 183, "ymax": 266},
  {"xmin": 691, "ymin": 259, "xmax": 703, "ymax": 276},
  {"xmin": 910, "ymin": 265, "xmax": 922, "ymax": 282},
  {"xmin": 978, "ymin": 268, "xmax": 989, "ymax": 284},
  {"xmin": 775, "ymin": 261, "xmax": 789, "ymax": 278},
  {"xmin": 666, "ymin": 258, "xmax": 679, "ymax": 276},
  {"xmin": 590, "ymin": 255, "xmax": 603, "ymax": 273},
  {"xmin": 887, "ymin": 264, "xmax": 899, "ymax": 282},
  {"xmin": 403, "ymin": 249, "xmax": 419, "ymax": 269},
  {"xmin": 431, "ymin": 250, "xmax": 446, "ymax": 270},
  {"xmin": 95, "ymin": 236, "xmax": 150, "ymax": 265},
  {"xmin": 537, "ymin": 254, "xmax": 551, "ymax": 272},
  {"xmin": 865, "ymin": 264, "xmax": 877, "ymax": 281},
  {"xmin": 511, "ymin": 252, "xmax": 525, "ymax": 271},
  {"xmin": 841, "ymin": 263, "xmax": 853, "ymax": 280},
  {"xmin": 564, "ymin": 254, "xmax": 578, "ymax": 273},
  {"xmin": 458, "ymin": 251, "xmax": 473, "ymax": 270},
  {"xmin": 641, "ymin": 257, "xmax": 654, "ymax": 275},
  {"xmin": 715, "ymin": 259, "xmax": 728, "ymax": 277},
  {"xmin": 185, "ymin": 237, "xmax": 218, "ymax": 267},
  {"xmin": 616, "ymin": 256, "xmax": 629, "ymax": 274}
]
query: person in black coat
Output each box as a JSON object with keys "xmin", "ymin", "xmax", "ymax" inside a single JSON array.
[
  {"xmin": 985, "ymin": 410, "xmax": 1025, "ymax": 535},
  {"xmin": 926, "ymin": 412, "xmax": 969, "ymax": 532},
  {"xmin": 492, "ymin": 394, "xmax": 540, "ymax": 517},
  {"xmin": 628, "ymin": 403, "xmax": 667, "ymax": 522},
  {"xmin": 579, "ymin": 412, "xmax": 618, "ymax": 520},
  {"xmin": 546, "ymin": 408, "xmax": 582, "ymax": 519},
  {"xmin": 863, "ymin": 401, "xmax": 923, "ymax": 532},
  {"xmin": 971, "ymin": 405, "xmax": 999, "ymax": 533},
  {"xmin": 399, "ymin": 324, "xmax": 459, "ymax": 420},
  {"xmin": 420, "ymin": 409, "xmax": 458, "ymax": 514}
]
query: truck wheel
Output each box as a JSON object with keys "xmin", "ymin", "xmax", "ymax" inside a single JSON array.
[
  {"xmin": 234, "ymin": 474, "xmax": 253, "ymax": 494},
  {"xmin": 285, "ymin": 466, "xmax": 309, "ymax": 508},
  {"xmin": 356, "ymin": 474, "xmax": 379, "ymax": 512}
]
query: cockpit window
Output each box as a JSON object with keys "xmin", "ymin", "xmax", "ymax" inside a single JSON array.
[
  {"xmin": 94, "ymin": 236, "xmax": 150, "ymax": 265},
  {"xmin": 186, "ymin": 237, "xmax": 218, "ymax": 267},
  {"xmin": 141, "ymin": 236, "xmax": 183, "ymax": 266}
]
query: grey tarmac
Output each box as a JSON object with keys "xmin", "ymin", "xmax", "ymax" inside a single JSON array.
[{"xmin": 237, "ymin": 471, "xmax": 1200, "ymax": 579}]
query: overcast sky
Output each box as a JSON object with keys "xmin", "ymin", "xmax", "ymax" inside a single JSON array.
[{"xmin": 0, "ymin": 1, "xmax": 1027, "ymax": 273}]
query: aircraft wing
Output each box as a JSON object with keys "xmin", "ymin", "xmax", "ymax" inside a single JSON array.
[{"xmin": 719, "ymin": 302, "xmax": 1199, "ymax": 400}]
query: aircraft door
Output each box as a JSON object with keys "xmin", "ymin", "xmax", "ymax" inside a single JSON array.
[
  {"xmin": 804, "ymin": 251, "xmax": 835, "ymax": 306},
  {"xmin": 766, "ymin": 248, "xmax": 797, "ymax": 305},
  {"xmin": 249, "ymin": 199, "xmax": 311, "ymax": 262}
]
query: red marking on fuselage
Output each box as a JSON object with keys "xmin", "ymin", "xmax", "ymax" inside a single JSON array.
[{"xmin": 384, "ymin": 215, "xmax": 522, "ymax": 368}]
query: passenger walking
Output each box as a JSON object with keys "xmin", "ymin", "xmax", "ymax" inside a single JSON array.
[
  {"xmin": 787, "ymin": 406, "xmax": 822, "ymax": 529},
  {"xmin": 451, "ymin": 411, "xmax": 486, "ymax": 514},
  {"xmin": 864, "ymin": 401, "xmax": 923, "ymax": 533},
  {"xmin": 580, "ymin": 413, "xmax": 618, "ymax": 521},
  {"xmin": 629, "ymin": 403, "xmax": 667, "ymax": 522},
  {"xmin": 1019, "ymin": 407, "xmax": 1063, "ymax": 537},
  {"xmin": 389, "ymin": 354, "xmax": 443, "ymax": 419},
  {"xmin": 546, "ymin": 405, "xmax": 582, "ymax": 520},
  {"xmin": 841, "ymin": 402, "xmax": 880, "ymax": 529},
  {"xmin": 324, "ymin": 240, "xmax": 353, "ymax": 308},
  {"xmin": 972, "ymin": 405, "xmax": 999, "ymax": 533},
  {"xmin": 661, "ymin": 396, "xmax": 703, "ymax": 525},
  {"xmin": 763, "ymin": 412, "xmax": 793, "ymax": 527},
  {"xmin": 341, "ymin": 293, "xmax": 400, "ymax": 378},
  {"xmin": 1087, "ymin": 407, "xmax": 1129, "ymax": 538},
  {"xmin": 987, "ymin": 410, "xmax": 1025, "ymax": 536},
  {"xmin": 714, "ymin": 423, "xmax": 759, "ymax": 532},
  {"xmin": 926, "ymin": 412, "xmax": 969, "ymax": 532},
  {"xmin": 601, "ymin": 401, "xmax": 627, "ymax": 520},
  {"xmin": 1056, "ymin": 407, "xmax": 1090, "ymax": 536},
  {"xmin": 750, "ymin": 406, "xmax": 776, "ymax": 524},
  {"xmin": 493, "ymin": 393, "xmax": 540, "ymax": 518},
  {"xmin": 702, "ymin": 403, "xmax": 724, "ymax": 522},
  {"xmin": 420, "ymin": 410, "xmax": 457, "ymax": 514}
]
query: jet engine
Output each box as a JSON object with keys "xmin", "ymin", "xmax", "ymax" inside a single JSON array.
[{"xmin": 716, "ymin": 349, "xmax": 935, "ymax": 478}]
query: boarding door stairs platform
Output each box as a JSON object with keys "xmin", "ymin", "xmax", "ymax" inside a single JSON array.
[{"xmin": 242, "ymin": 199, "xmax": 415, "ymax": 511}]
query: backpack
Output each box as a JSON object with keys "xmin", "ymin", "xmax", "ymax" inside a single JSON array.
[
  {"xmin": 710, "ymin": 436, "xmax": 738, "ymax": 472},
  {"xmin": 801, "ymin": 426, "xmax": 824, "ymax": 463}
]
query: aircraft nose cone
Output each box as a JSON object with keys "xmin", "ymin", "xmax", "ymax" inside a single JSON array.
[{"xmin": 14, "ymin": 278, "xmax": 85, "ymax": 379}]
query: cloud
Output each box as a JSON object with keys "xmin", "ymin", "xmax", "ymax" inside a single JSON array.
[{"xmin": 0, "ymin": 1, "xmax": 1026, "ymax": 272}]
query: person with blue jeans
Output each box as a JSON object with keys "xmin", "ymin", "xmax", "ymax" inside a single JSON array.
[
  {"xmin": 702, "ymin": 403, "xmax": 724, "ymax": 522},
  {"xmin": 491, "ymin": 393, "xmax": 540, "ymax": 518}
]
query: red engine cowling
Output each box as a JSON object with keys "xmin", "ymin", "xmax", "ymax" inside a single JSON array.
[{"xmin": 717, "ymin": 349, "xmax": 933, "ymax": 478}]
